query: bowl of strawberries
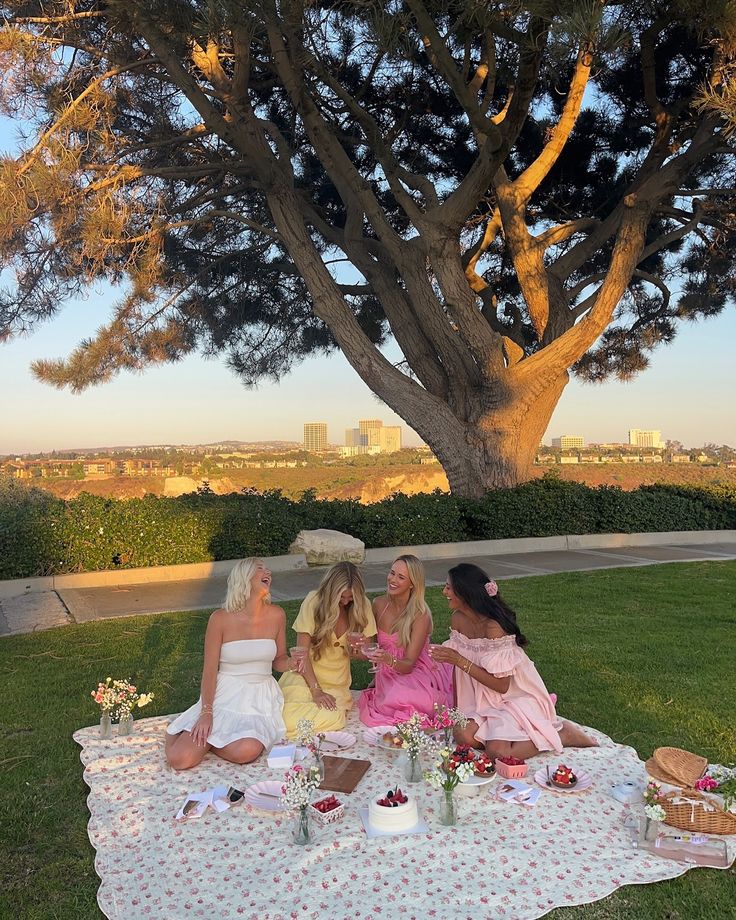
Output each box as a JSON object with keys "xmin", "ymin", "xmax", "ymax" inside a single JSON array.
[
  {"xmin": 494, "ymin": 756, "xmax": 528, "ymax": 779},
  {"xmin": 310, "ymin": 794, "xmax": 345, "ymax": 825}
]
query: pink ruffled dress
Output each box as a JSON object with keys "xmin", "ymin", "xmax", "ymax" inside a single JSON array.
[
  {"xmin": 444, "ymin": 630, "xmax": 563, "ymax": 753},
  {"xmin": 358, "ymin": 629, "xmax": 453, "ymax": 726}
]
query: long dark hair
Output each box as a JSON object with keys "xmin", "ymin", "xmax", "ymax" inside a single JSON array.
[{"xmin": 448, "ymin": 563, "xmax": 528, "ymax": 647}]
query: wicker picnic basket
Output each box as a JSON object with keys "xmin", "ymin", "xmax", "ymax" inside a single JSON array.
[
  {"xmin": 659, "ymin": 790, "xmax": 736, "ymax": 835},
  {"xmin": 645, "ymin": 747, "xmax": 736, "ymax": 835}
]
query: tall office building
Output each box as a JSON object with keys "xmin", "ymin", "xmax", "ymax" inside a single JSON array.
[
  {"xmin": 377, "ymin": 426, "xmax": 402, "ymax": 453},
  {"xmin": 343, "ymin": 419, "xmax": 402, "ymax": 455},
  {"xmin": 303, "ymin": 422, "xmax": 328, "ymax": 452},
  {"xmin": 628, "ymin": 429, "xmax": 663, "ymax": 449},
  {"xmin": 551, "ymin": 434, "xmax": 584, "ymax": 449}
]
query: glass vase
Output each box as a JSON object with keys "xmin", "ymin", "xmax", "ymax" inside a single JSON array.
[
  {"xmin": 293, "ymin": 805, "xmax": 311, "ymax": 845},
  {"xmin": 643, "ymin": 816, "xmax": 660, "ymax": 842},
  {"xmin": 439, "ymin": 788, "xmax": 457, "ymax": 826},
  {"xmin": 118, "ymin": 712, "xmax": 134, "ymax": 736},
  {"xmin": 99, "ymin": 711, "xmax": 112, "ymax": 739},
  {"xmin": 404, "ymin": 752, "xmax": 422, "ymax": 784}
]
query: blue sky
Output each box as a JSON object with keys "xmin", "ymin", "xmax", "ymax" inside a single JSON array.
[{"xmin": 1, "ymin": 120, "xmax": 734, "ymax": 454}]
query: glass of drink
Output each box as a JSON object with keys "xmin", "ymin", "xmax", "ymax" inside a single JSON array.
[
  {"xmin": 347, "ymin": 632, "xmax": 364, "ymax": 655},
  {"xmin": 290, "ymin": 646, "xmax": 307, "ymax": 673},
  {"xmin": 362, "ymin": 642, "xmax": 381, "ymax": 673}
]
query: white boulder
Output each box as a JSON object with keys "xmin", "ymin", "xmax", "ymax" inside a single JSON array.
[{"xmin": 288, "ymin": 529, "xmax": 365, "ymax": 566}]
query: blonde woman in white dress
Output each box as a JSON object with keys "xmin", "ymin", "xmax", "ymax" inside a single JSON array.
[{"xmin": 165, "ymin": 558, "xmax": 298, "ymax": 770}]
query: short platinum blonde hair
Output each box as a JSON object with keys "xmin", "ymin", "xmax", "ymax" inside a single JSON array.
[{"xmin": 224, "ymin": 558, "xmax": 266, "ymax": 611}]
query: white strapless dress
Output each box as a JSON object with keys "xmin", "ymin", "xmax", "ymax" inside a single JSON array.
[{"xmin": 166, "ymin": 639, "xmax": 286, "ymax": 748}]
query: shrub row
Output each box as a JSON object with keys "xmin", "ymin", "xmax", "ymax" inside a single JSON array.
[{"xmin": 1, "ymin": 477, "xmax": 735, "ymax": 579}]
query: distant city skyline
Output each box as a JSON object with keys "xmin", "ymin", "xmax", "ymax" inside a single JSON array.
[{"xmin": 1, "ymin": 284, "xmax": 735, "ymax": 455}]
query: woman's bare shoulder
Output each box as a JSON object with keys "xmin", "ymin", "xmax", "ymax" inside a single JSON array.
[
  {"xmin": 372, "ymin": 595, "xmax": 389, "ymax": 614},
  {"xmin": 267, "ymin": 603, "xmax": 286, "ymax": 624}
]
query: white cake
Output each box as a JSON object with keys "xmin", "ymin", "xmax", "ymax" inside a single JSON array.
[{"xmin": 368, "ymin": 794, "xmax": 418, "ymax": 832}]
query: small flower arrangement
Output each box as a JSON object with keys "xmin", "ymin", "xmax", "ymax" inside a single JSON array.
[
  {"xmin": 396, "ymin": 713, "xmax": 441, "ymax": 760},
  {"xmin": 294, "ymin": 718, "xmax": 325, "ymax": 756},
  {"xmin": 421, "ymin": 704, "xmax": 468, "ymax": 746},
  {"xmin": 424, "ymin": 748, "xmax": 475, "ymax": 792},
  {"xmin": 91, "ymin": 677, "xmax": 154, "ymax": 722},
  {"xmin": 695, "ymin": 764, "xmax": 736, "ymax": 811},
  {"xmin": 281, "ymin": 763, "xmax": 322, "ymax": 810},
  {"xmin": 643, "ymin": 780, "xmax": 667, "ymax": 822}
]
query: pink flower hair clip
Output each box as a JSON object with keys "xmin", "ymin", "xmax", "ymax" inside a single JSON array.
[{"xmin": 484, "ymin": 580, "xmax": 498, "ymax": 597}]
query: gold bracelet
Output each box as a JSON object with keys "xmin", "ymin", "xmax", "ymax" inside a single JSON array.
[
  {"xmin": 201, "ymin": 703, "xmax": 213, "ymax": 713},
  {"xmin": 463, "ymin": 659, "xmax": 473, "ymax": 674},
  {"xmin": 391, "ymin": 655, "xmax": 397, "ymax": 669},
  {"xmin": 309, "ymin": 683, "xmax": 321, "ymax": 692}
]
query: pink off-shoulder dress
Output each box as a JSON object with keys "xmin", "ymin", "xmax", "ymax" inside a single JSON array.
[
  {"xmin": 444, "ymin": 629, "xmax": 563, "ymax": 753},
  {"xmin": 358, "ymin": 629, "xmax": 453, "ymax": 726}
]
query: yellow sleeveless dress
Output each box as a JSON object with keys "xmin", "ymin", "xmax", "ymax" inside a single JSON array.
[{"xmin": 278, "ymin": 591, "xmax": 376, "ymax": 737}]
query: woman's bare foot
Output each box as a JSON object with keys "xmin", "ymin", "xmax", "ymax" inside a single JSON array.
[{"xmin": 559, "ymin": 720, "xmax": 599, "ymax": 748}]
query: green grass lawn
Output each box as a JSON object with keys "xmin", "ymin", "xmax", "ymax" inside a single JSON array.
[{"xmin": 1, "ymin": 561, "xmax": 734, "ymax": 919}]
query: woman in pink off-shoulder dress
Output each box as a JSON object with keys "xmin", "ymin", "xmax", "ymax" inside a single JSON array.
[
  {"xmin": 358, "ymin": 555, "xmax": 452, "ymax": 726},
  {"xmin": 429, "ymin": 563, "xmax": 596, "ymax": 760}
]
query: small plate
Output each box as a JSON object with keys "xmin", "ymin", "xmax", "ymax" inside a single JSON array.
[
  {"xmin": 320, "ymin": 730, "xmax": 356, "ymax": 752},
  {"xmin": 363, "ymin": 725, "xmax": 404, "ymax": 751},
  {"xmin": 534, "ymin": 767, "xmax": 592, "ymax": 793},
  {"xmin": 245, "ymin": 780, "xmax": 284, "ymax": 811}
]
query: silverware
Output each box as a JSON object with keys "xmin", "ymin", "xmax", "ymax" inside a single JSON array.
[{"xmin": 546, "ymin": 765, "xmax": 553, "ymax": 787}]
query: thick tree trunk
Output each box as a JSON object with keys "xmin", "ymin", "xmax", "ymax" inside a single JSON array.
[{"xmin": 402, "ymin": 372, "xmax": 569, "ymax": 499}]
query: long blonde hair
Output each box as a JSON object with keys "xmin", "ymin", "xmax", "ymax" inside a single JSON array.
[
  {"xmin": 311, "ymin": 562, "xmax": 370, "ymax": 661},
  {"xmin": 389, "ymin": 554, "xmax": 432, "ymax": 649},
  {"xmin": 223, "ymin": 558, "xmax": 267, "ymax": 611}
]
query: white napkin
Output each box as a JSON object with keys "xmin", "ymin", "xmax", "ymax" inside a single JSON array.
[
  {"xmin": 267, "ymin": 743, "xmax": 297, "ymax": 769},
  {"xmin": 175, "ymin": 784, "xmax": 230, "ymax": 820}
]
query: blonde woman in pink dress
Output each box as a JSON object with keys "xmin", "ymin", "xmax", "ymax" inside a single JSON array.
[
  {"xmin": 358, "ymin": 554, "xmax": 452, "ymax": 726},
  {"xmin": 429, "ymin": 563, "xmax": 596, "ymax": 760}
]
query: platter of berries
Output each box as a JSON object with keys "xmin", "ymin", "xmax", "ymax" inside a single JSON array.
[
  {"xmin": 448, "ymin": 744, "xmax": 477, "ymax": 768},
  {"xmin": 376, "ymin": 787, "xmax": 408, "ymax": 807},
  {"xmin": 534, "ymin": 764, "xmax": 593, "ymax": 794}
]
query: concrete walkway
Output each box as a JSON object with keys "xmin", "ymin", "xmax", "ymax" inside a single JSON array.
[{"xmin": 2, "ymin": 536, "xmax": 735, "ymax": 637}]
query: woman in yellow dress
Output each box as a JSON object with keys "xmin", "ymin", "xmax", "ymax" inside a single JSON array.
[{"xmin": 279, "ymin": 562, "xmax": 376, "ymax": 736}]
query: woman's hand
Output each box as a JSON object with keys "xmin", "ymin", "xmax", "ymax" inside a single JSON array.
[
  {"xmin": 190, "ymin": 713, "xmax": 213, "ymax": 747},
  {"xmin": 370, "ymin": 648, "xmax": 394, "ymax": 667},
  {"xmin": 428, "ymin": 645, "xmax": 462, "ymax": 667},
  {"xmin": 311, "ymin": 689, "xmax": 337, "ymax": 711}
]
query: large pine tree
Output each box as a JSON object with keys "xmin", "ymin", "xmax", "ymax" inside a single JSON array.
[{"xmin": 1, "ymin": 1, "xmax": 734, "ymax": 495}]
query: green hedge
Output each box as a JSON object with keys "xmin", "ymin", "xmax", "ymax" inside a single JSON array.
[{"xmin": 1, "ymin": 477, "xmax": 734, "ymax": 579}]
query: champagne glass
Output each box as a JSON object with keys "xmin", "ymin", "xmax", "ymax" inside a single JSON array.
[
  {"xmin": 362, "ymin": 642, "xmax": 381, "ymax": 673},
  {"xmin": 347, "ymin": 632, "xmax": 364, "ymax": 656},
  {"xmin": 290, "ymin": 646, "xmax": 307, "ymax": 674}
]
